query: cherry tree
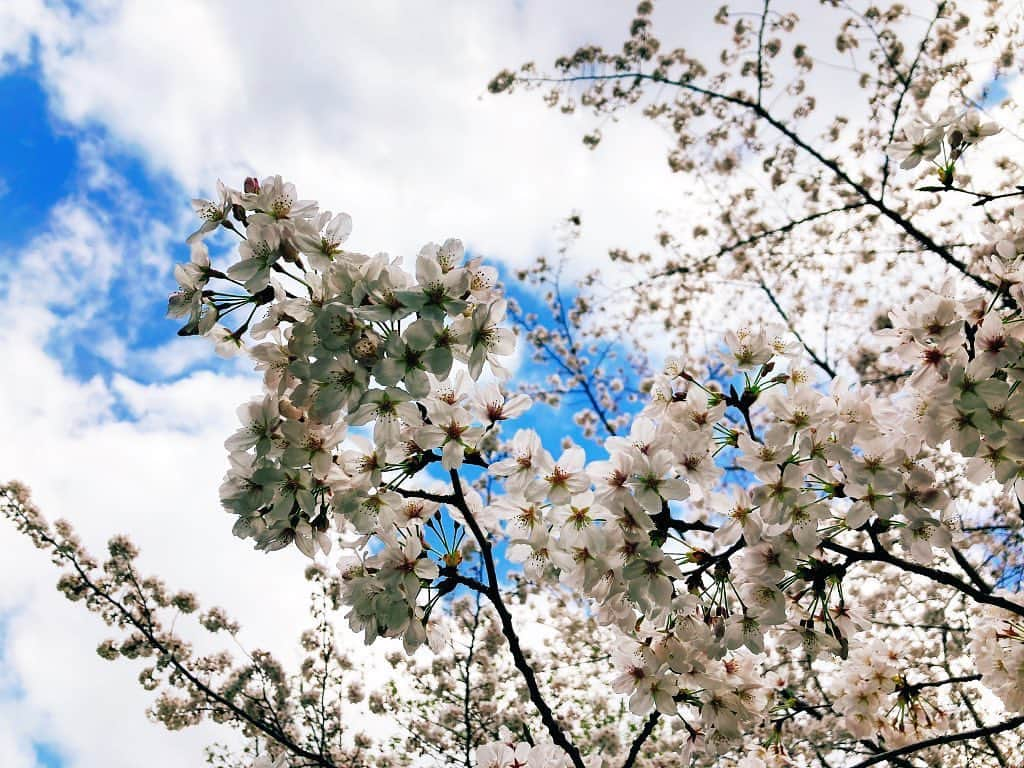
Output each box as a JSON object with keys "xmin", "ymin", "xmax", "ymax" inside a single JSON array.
[
  {"xmin": 32, "ymin": 143, "xmax": 1024, "ymax": 766},
  {"xmin": 8, "ymin": 135, "xmax": 1024, "ymax": 767},
  {"xmin": 8, "ymin": 3, "xmax": 1024, "ymax": 768}
]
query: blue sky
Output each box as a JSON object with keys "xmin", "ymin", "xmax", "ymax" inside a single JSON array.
[
  {"xmin": 0, "ymin": 69, "xmax": 75, "ymax": 238},
  {"xmin": 0, "ymin": 65, "xmax": 177, "ymax": 380}
]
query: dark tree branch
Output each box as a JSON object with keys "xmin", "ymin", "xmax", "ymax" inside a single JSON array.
[
  {"xmin": 759, "ymin": 277, "xmax": 837, "ymax": 378},
  {"xmin": 621, "ymin": 710, "xmax": 660, "ymax": 768},
  {"xmin": 448, "ymin": 470, "xmax": 586, "ymax": 768},
  {"xmin": 823, "ymin": 539, "xmax": 1024, "ymax": 617},
  {"xmin": 521, "ymin": 71, "xmax": 998, "ymax": 295},
  {"xmin": 878, "ymin": 2, "xmax": 944, "ymax": 195},
  {"xmin": 510, "ymin": 296, "xmax": 619, "ymax": 438},
  {"xmin": 461, "ymin": 592, "xmax": 484, "ymax": 768},
  {"xmin": 846, "ymin": 715, "xmax": 1024, "ymax": 768},
  {"xmin": 950, "ymin": 547, "xmax": 993, "ymax": 594},
  {"xmin": 755, "ymin": 0, "xmax": 770, "ymax": 107},
  {"xmin": 1, "ymin": 488, "xmax": 335, "ymax": 768},
  {"xmin": 643, "ymin": 202, "xmax": 869, "ymax": 284},
  {"xmin": 394, "ymin": 486, "xmax": 456, "ymax": 505}
]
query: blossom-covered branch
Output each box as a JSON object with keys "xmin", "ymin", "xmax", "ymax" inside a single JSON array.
[{"xmin": 159, "ymin": 147, "xmax": 1024, "ymax": 764}]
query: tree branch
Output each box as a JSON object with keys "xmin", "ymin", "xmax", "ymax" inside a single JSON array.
[
  {"xmin": 521, "ymin": 71, "xmax": 998, "ymax": 295},
  {"xmin": 823, "ymin": 539, "xmax": 1024, "ymax": 617},
  {"xmin": 643, "ymin": 202, "xmax": 869, "ymax": 284},
  {"xmin": 394, "ymin": 486, "xmax": 456, "ymax": 505},
  {"xmin": 950, "ymin": 547, "xmax": 993, "ymax": 594},
  {"xmin": 621, "ymin": 710, "xmax": 660, "ymax": 768},
  {"xmin": 1, "ymin": 486, "xmax": 335, "ymax": 768},
  {"xmin": 755, "ymin": 0, "xmax": 770, "ymax": 107},
  {"xmin": 448, "ymin": 471, "xmax": 586, "ymax": 768},
  {"xmin": 846, "ymin": 715, "xmax": 1024, "ymax": 768},
  {"xmin": 758, "ymin": 277, "xmax": 837, "ymax": 378}
]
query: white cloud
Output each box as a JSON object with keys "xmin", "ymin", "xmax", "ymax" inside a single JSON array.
[
  {"xmin": 0, "ymin": 0, "xmax": 60, "ymax": 74},
  {"xmin": 0, "ymin": 325, "xmax": 268, "ymax": 767},
  {"xmin": 14, "ymin": 0, "xmax": 695, "ymax": 277}
]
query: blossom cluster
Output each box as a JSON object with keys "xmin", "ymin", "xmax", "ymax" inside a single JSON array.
[
  {"xmin": 477, "ymin": 731, "xmax": 576, "ymax": 768},
  {"xmin": 174, "ymin": 172, "xmax": 1024, "ymax": 762},
  {"xmin": 888, "ymin": 107, "xmax": 1000, "ymax": 182},
  {"xmin": 972, "ymin": 597, "xmax": 1024, "ymax": 713},
  {"xmin": 174, "ymin": 175, "xmax": 518, "ymax": 650}
]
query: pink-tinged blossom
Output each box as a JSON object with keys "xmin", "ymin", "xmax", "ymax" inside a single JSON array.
[
  {"xmin": 490, "ymin": 429, "xmax": 550, "ymax": 494},
  {"xmin": 529, "ymin": 446, "xmax": 589, "ymax": 505},
  {"xmin": 186, "ymin": 179, "xmax": 231, "ymax": 244},
  {"xmin": 626, "ymin": 450, "xmax": 689, "ymax": 513}
]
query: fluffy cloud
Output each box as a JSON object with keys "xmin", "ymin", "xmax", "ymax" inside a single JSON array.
[
  {"xmin": 11, "ymin": 0, "xmax": 700, "ymax": 274},
  {"xmin": 0, "ymin": 349, "xmax": 257, "ymax": 766}
]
